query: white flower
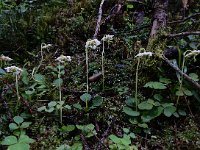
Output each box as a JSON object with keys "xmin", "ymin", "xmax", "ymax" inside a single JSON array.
[
  {"xmin": 0, "ymin": 54, "xmax": 13, "ymax": 61},
  {"xmin": 135, "ymin": 52, "xmax": 153, "ymax": 58},
  {"xmin": 55, "ymin": 55, "xmax": 71, "ymax": 63},
  {"xmin": 85, "ymin": 39, "xmax": 101, "ymax": 49},
  {"xmin": 5, "ymin": 66, "xmax": 23, "ymax": 75},
  {"xmin": 41, "ymin": 43, "xmax": 52, "ymax": 49},
  {"xmin": 101, "ymin": 34, "xmax": 114, "ymax": 42},
  {"xmin": 185, "ymin": 50, "xmax": 200, "ymax": 58}
]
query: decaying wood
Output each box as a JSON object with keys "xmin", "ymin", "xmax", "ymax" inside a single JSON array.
[
  {"xmin": 162, "ymin": 55, "xmax": 200, "ymax": 93},
  {"xmin": 93, "ymin": 0, "xmax": 105, "ymax": 39},
  {"xmin": 166, "ymin": 31, "xmax": 200, "ymax": 38},
  {"xmin": 150, "ymin": 0, "xmax": 168, "ymax": 37}
]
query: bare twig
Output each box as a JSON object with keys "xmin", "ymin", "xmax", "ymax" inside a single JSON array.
[
  {"xmin": 80, "ymin": 134, "xmax": 90, "ymax": 150},
  {"xmin": 93, "ymin": 0, "xmax": 105, "ymax": 39},
  {"xmin": 166, "ymin": 31, "xmax": 200, "ymax": 38},
  {"xmin": 168, "ymin": 13, "xmax": 200, "ymax": 24},
  {"xmin": 162, "ymin": 55, "xmax": 200, "ymax": 92}
]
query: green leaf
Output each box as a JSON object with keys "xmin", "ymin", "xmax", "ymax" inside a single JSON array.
[
  {"xmin": 48, "ymin": 101, "xmax": 57, "ymax": 107},
  {"xmin": 123, "ymin": 128, "xmax": 129, "ymax": 133},
  {"xmin": 189, "ymin": 73, "xmax": 199, "ymax": 81},
  {"xmin": 127, "ymin": 4, "xmax": 134, "ymax": 9},
  {"xmin": 22, "ymin": 69, "xmax": 29, "ymax": 85},
  {"xmin": 138, "ymin": 101, "xmax": 153, "ymax": 110},
  {"xmin": 8, "ymin": 143, "xmax": 30, "ymax": 150},
  {"xmin": 46, "ymin": 107, "xmax": 54, "ymax": 113},
  {"xmin": 61, "ymin": 125, "xmax": 75, "ymax": 132},
  {"xmin": 37, "ymin": 106, "xmax": 46, "ymax": 112},
  {"xmin": 92, "ymin": 96, "xmax": 103, "ymax": 107},
  {"xmin": 123, "ymin": 107, "xmax": 140, "ymax": 116},
  {"xmin": 80, "ymin": 93, "xmax": 92, "ymax": 102},
  {"xmin": 125, "ymin": 97, "xmax": 135, "ymax": 107},
  {"xmin": 138, "ymin": 123, "xmax": 148, "ymax": 128},
  {"xmin": 178, "ymin": 110, "xmax": 186, "ymax": 116},
  {"xmin": 183, "ymin": 88, "xmax": 193, "ymax": 96},
  {"xmin": 109, "ymin": 135, "xmax": 120, "ymax": 143},
  {"xmin": 9, "ymin": 123, "xmax": 19, "ymax": 130},
  {"xmin": 0, "ymin": 68, "xmax": 6, "ymax": 75},
  {"xmin": 159, "ymin": 77, "xmax": 171, "ymax": 84},
  {"xmin": 153, "ymin": 94, "xmax": 163, "ymax": 101},
  {"xmin": 144, "ymin": 82, "xmax": 167, "ymax": 89},
  {"xmin": 164, "ymin": 106, "xmax": 176, "ymax": 117},
  {"xmin": 34, "ymin": 74, "xmax": 45, "ymax": 83},
  {"xmin": 73, "ymin": 103, "xmax": 82, "ymax": 110},
  {"xmin": 53, "ymin": 78, "xmax": 63, "ymax": 87},
  {"xmin": 64, "ymin": 105, "xmax": 71, "ymax": 110},
  {"xmin": 173, "ymin": 112, "xmax": 180, "ymax": 118},
  {"xmin": 129, "ymin": 133, "xmax": 136, "ymax": 139},
  {"xmin": 13, "ymin": 116, "xmax": 24, "ymax": 124},
  {"xmin": 18, "ymin": 135, "xmax": 35, "ymax": 144},
  {"xmin": 20, "ymin": 122, "xmax": 32, "ymax": 128},
  {"xmin": 175, "ymin": 90, "xmax": 184, "ymax": 96},
  {"xmin": 1, "ymin": 136, "xmax": 17, "ymax": 145}
]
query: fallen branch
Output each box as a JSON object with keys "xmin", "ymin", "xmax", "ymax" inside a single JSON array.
[
  {"xmin": 166, "ymin": 31, "xmax": 200, "ymax": 38},
  {"xmin": 168, "ymin": 13, "xmax": 200, "ymax": 24},
  {"xmin": 162, "ymin": 55, "xmax": 200, "ymax": 92},
  {"xmin": 93, "ymin": 0, "xmax": 105, "ymax": 39}
]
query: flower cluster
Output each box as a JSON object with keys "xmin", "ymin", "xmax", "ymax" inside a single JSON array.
[
  {"xmin": 0, "ymin": 54, "xmax": 13, "ymax": 61},
  {"xmin": 101, "ymin": 34, "xmax": 114, "ymax": 42},
  {"xmin": 5, "ymin": 66, "xmax": 23, "ymax": 75},
  {"xmin": 135, "ymin": 52, "xmax": 153, "ymax": 58},
  {"xmin": 55, "ymin": 55, "xmax": 71, "ymax": 63},
  {"xmin": 41, "ymin": 43, "xmax": 52, "ymax": 49},
  {"xmin": 85, "ymin": 39, "xmax": 101, "ymax": 50},
  {"xmin": 185, "ymin": 50, "xmax": 200, "ymax": 58}
]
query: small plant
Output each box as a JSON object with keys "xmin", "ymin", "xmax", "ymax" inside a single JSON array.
[
  {"xmin": 4, "ymin": 66, "xmax": 23, "ymax": 109},
  {"xmin": 134, "ymin": 48, "xmax": 153, "ymax": 111},
  {"xmin": 1, "ymin": 116, "xmax": 34, "ymax": 150},
  {"xmin": 78, "ymin": 93, "xmax": 103, "ymax": 112},
  {"xmin": 55, "ymin": 55, "xmax": 71, "ymax": 124},
  {"xmin": 76, "ymin": 124, "xmax": 96, "ymax": 138},
  {"xmin": 85, "ymin": 39, "xmax": 101, "ymax": 93},
  {"xmin": 108, "ymin": 128, "xmax": 137, "ymax": 150},
  {"xmin": 101, "ymin": 34, "xmax": 114, "ymax": 91}
]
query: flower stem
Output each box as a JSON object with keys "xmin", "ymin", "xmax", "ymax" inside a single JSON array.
[
  {"xmin": 135, "ymin": 57, "xmax": 140, "ymax": 112},
  {"xmin": 102, "ymin": 41, "xmax": 105, "ymax": 92},
  {"xmin": 86, "ymin": 48, "xmax": 89, "ymax": 93},
  {"xmin": 58, "ymin": 62, "xmax": 62, "ymax": 124}
]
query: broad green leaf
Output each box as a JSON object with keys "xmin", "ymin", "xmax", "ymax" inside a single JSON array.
[
  {"xmin": 37, "ymin": 106, "xmax": 46, "ymax": 112},
  {"xmin": 123, "ymin": 107, "xmax": 140, "ymax": 116},
  {"xmin": 123, "ymin": 128, "xmax": 129, "ymax": 133},
  {"xmin": 138, "ymin": 123, "xmax": 148, "ymax": 128},
  {"xmin": 138, "ymin": 101, "xmax": 153, "ymax": 110},
  {"xmin": 153, "ymin": 94, "xmax": 163, "ymax": 101},
  {"xmin": 129, "ymin": 133, "xmax": 136, "ymax": 139},
  {"xmin": 9, "ymin": 123, "xmax": 19, "ymax": 130},
  {"xmin": 1, "ymin": 136, "xmax": 17, "ymax": 145},
  {"xmin": 61, "ymin": 125, "xmax": 75, "ymax": 132},
  {"xmin": 159, "ymin": 77, "xmax": 171, "ymax": 84},
  {"xmin": 20, "ymin": 122, "xmax": 32, "ymax": 128},
  {"xmin": 127, "ymin": 4, "xmax": 134, "ymax": 9},
  {"xmin": 164, "ymin": 106, "xmax": 176, "ymax": 117},
  {"xmin": 175, "ymin": 90, "xmax": 184, "ymax": 96},
  {"xmin": 189, "ymin": 73, "xmax": 199, "ymax": 81},
  {"xmin": 13, "ymin": 116, "xmax": 24, "ymax": 124},
  {"xmin": 46, "ymin": 107, "xmax": 54, "ymax": 113},
  {"xmin": 53, "ymin": 78, "xmax": 63, "ymax": 87},
  {"xmin": 173, "ymin": 112, "xmax": 180, "ymax": 118},
  {"xmin": 125, "ymin": 97, "xmax": 135, "ymax": 107},
  {"xmin": 18, "ymin": 135, "xmax": 35, "ymax": 144},
  {"xmin": 22, "ymin": 69, "xmax": 29, "ymax": 85},
  {"xmin": 8, "ymin": 143, "xmax": 30, "ymax": 150},
  {"xmin": 64, "ymin": 105, "xmax": 71, "ymax": 110},
  {"xmin": 0, "ymin": 68, "xmax": 6, "ymax": 75},
  {"xmin": 48, "ymin": 101, "xmax": 57, "ymax": 107},
  {"xmin": 92, "ymin": 96, "xmax": 103, "ymax": 107},
  {"xmin": 109, "ymin": 134, "xmax": 120, "ymax": 143},
  {"xmin": 34, "ymin": 74, "xmax": 45, "ymax": 83},
  {"xmin": 73, "ymin": 103, "xmax": 82, "ymax": 110},
  {"xmin": 144, "ymin": 82, "xmax": 167, "ymax": 89},
  {"xmin": 121, "ymin": 136, "xmax": 131, "ymax": 146},
  {"xmin": 80, "ymin": 93, "xmax": 92, "ymax": 102},
  {"xmin": 183, "ymin": 88, "xmax": 193, "ymax": 96},
  {"xmin": 178, "ymin": 110, "xmax": 186, "ymax": 116}
]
